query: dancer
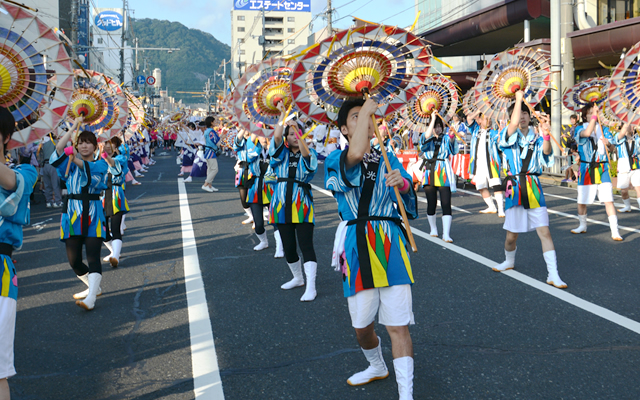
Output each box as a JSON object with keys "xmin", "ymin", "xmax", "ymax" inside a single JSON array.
[
  {"xmin": 467, "ymin": 110, "xmax": 505, "ymax": 217},
  {"xmin": 202, "ymin": 116, "xmax": 220, "ymax": 192},
  {"xmin": 325, "ymin": 98, "xmax": 417, "ymax": 399},
  {"xmin": 234, "ymin": 129, "xmax": 254, "ymax": 225},
  {"xmin": 50, "ymin": 119, "xmax": 109, "ymax": 310},
  {"xmin": 492, "ymin": 92, "xmax": 567, "ymax": 288},
  {"xmin": 0, "ymin": 108, "xmax": 37, "ymax": 400},
  {"xmin": 570, "ymin": 104, "xmax": 623, "ymax": 240},
  {"xmin": 420, "ymin": 114, "xmax": 458, "ymax": 242},
  {"xmin": 245, "ymin": 134, "xmax": 282, "ymax": 256},
  {"xmin": 611, "ymin": 124, "xmax": 640, "ymax": 212},
  {"xmin": 101, "ymin": 136, "xmax": 130, "ymax": 268},
  {"xmin": 271, "ymin": 102, "xmax": 318, "ymax": 302}
]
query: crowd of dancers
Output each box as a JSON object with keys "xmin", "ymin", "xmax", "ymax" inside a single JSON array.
[{"xmin": 2, "ymin": 89, "xmax": 639, "ymax": 399}]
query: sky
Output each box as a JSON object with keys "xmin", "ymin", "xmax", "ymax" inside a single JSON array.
[{"xmin": 96, "ymin": 0, "xmax": 417, "ymax": 46}]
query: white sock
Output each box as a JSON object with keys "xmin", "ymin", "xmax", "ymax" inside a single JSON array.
[
  {"xmin": 495, "ymin": 192, "xmax": 505, "ymax": 214},
  {"xmin": 483, "ymin": 196, "xmax": 495, "ymax": 209}
]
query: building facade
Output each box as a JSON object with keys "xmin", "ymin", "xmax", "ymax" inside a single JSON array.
[
  {"xmin": 90, "ymin": 8, "xmax": 133, "ymax": 86},
  {"xmin": 230, "ymin": 0, "xmax": 312, "ymax": 79}
]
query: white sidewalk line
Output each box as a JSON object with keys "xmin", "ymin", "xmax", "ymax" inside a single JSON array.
[
  {"xmin": 456, "ymin": 188, "xmax": 640, "ymax": 234},
  {"xmin": 312, "ymin": 183, "xmax": 640, "ymax": 336},
  {"xmin": 178, "ymin": 178, "xmax": 225, "ymax": 400}
]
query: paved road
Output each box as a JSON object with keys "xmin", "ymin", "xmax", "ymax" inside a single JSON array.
[{"xmin": 11, "ymin": 152, "xmax": 640, "ymax": 399}]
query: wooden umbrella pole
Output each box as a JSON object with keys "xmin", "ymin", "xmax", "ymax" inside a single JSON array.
[
  {"xmin": 436, "ymin": 113, "xmax": 465, "ymax": 142},
  {"xmin": 363, "ymin": 90, "xmax": 418, "ymax": 253}
]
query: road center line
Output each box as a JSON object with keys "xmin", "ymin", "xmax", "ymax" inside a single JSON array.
[
  {"xmin": 310, "ymin": 183, "xmax": 640, "ymax": 336},
  {"xmin": 178, "ymin": 178, "xmax": 225, "ymax": 400}
]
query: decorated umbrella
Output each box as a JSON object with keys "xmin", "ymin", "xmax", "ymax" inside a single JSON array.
[
  {"xmin": 230, "ymin": 62, "xmax": 267, "ymax": 135},
  {"xmin": 0, "ymin": 0, "xmax": 75, "ymax": 149},
  {"xmin": 473, "ymin": 47, "xmax": 552, "ymax": 122},
  {"xmin": 291, "ymin": 23, "xmax": 431, "ymax": 252},
  {"xmin": 607, "ymin": 42, "xmax": 640, "ymax": 125},
  {"xmin": 290, "ymin": 24, "xmax": 432, "ymax": 125},
  {"xmin": 65, "ymin": 69, "xmax": 119, "ymax": 141},
  {"xmin": 401, "ymin": 74, "xmax": 459, "ymax": 134},
  {"xmin": 562, "ymin": 76, "xmax": 608, "ymax": 112},
  {"xmin": 598, "ymin": 99, "xmax": 623, "ymax": 131},
  {"xmin": 461, "ymin": 89, "xmax": 478, "ymax": 117},
  {"xmin": 99, "ymin": 73, "xmax": 128, "ymax": 141},
  {"xmin": 239, "ymin": 57, "xmax": 295, "ymax": 137}
]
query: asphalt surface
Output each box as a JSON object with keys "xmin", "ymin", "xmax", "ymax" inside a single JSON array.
[{"xmin": 10, "ymin": 151, "xmax": 640, "ymax": 399}]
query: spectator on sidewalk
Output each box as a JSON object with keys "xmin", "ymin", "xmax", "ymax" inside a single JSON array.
[{"xmin": 40, "ymin": 133, "xmax": 63, "ymax": 208}]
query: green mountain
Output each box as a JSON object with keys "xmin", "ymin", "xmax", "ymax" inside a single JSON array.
[{"xmin": 131, "ymin": 18, "xmax": 230, "ymax": 104}]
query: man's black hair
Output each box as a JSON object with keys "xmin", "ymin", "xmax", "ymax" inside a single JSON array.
[
  {"xmin": 0, "ymin": 107, "xmax": 15, "ymax": 146},
  {"xmin": 337, "ymin": 98, "xmax": 365, "ymax": 129}
]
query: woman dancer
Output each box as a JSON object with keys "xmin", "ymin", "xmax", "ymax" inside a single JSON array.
[
  {"xmin": 234, "ymin": 129, "xmax": 254, "ymax": 225},
  {"xmin": 245, "ymin": 134, "xmax": 284, "ymax": 257},
  {"xmin": 270, "ymin": 103, "xmax": 318, "ymax": 301},
  {"xmin": 50, "ymin": 119, "xmax": 109, "ymax": 310},
  {"xmin": 101, "ymin": 136, "xmax": 130, "ymax": 267},
  {"xmin": 0, "ymin": 108, "xmax": 38, "ymax": 399},
  {"xmin": 420, "ymin": 114, "xmax": 458, "ymax": 242}
]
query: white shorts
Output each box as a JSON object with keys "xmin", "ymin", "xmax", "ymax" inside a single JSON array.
[
  {"xmin": 617, "ymin": 170, "xmax": 640, "ymax": 189},
  {"xmin": 347, "ymin": 284, "xmax": 414, "ymax": 329},
  {"xmin": 503, "ymin": 206, "xmax": 549, "ymax": 233},
  {"xmin": 577, "ymin": 183, "xmax": 614, "ymax": 204},
  {"xmin": 0, "ymin": 297, "xmax": 16, "ymax": 379}
]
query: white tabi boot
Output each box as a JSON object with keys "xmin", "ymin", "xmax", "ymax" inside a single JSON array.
[
  {"xmin": 493, "ymin": 248, "xmax": 516, "ymax": 272},
  {"xmin": 347, "ymin": 336, "xmax": 389, "ymax": 386},
  {"xmin": 479, "ymin": 196, "xmax": 497, "ymax": 214},
  {"xmin": 263, "ymin": 207, "xmax": 270, "ymax": 221},
  {"xmin": 75, "ymin": 273, "xmax": 102, "ymax": 310},
  {"xmin": 609, "ymin": 215, "xmax": 623, "ymax": 241},
  {"xmin": 571, "ymin": 214, "xmax": 587, "ymax": 234},
  {"xmin": 103, "ymin": 241, "xmax": 113, "ymax": 262},
  {"xmin": 109, "ymin": 239, "xmax": 122, "ymax": 267},
  {"xmin": 495, "ymin": 192, "xmax": 505, "ymax": 218},
  {"xmin": 300, "ymin": 261, "xmax": 317, "ymax": 302},
  {"xmin": 121, "ymin": 214, "xmax": 127, "ymax": 234},
  {"xmin": 543, "ymin": 250, "xmax": 567, "ymax": 289},
  {"xmin": 393, "ymin": 356, "xmax": 414, "ymax": 400},
  {"xmin": 241, "ymin": 208, "xmax": 253, "ymax": 225},
  {"xmin": 637, "ymin": 198, "xmax": 640, "ymax": 209},
  {"xmin": 426, "ymin": 214, "xmax": 438, "ymax": 237},
  {"xmin": 73, "ymin": 273, "xmax": 102, "ymax": 300},
  {"xmin": 273, "ymin": 230, "xmax": 284, "ymax": 258},
  {"xmin": 441, "ymin": 215, "xmax": 453, "ymax": 243},
  {"xmin": 619, "ymin": 198, "xmax": 632, "ymax": 213},
  {"xmin": 253, "ymin": 232, "xmax": 269, "ymax": 251},
  {"xmin": 281, "ymin": 260, "xmax": 304, "ymax": 289}
]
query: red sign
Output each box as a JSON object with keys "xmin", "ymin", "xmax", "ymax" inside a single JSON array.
[{"xmin": 146, "ymin": 76, "xmax": 156, "ymax": 85}]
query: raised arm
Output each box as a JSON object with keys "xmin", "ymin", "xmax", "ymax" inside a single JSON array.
[
  {"xmin": 424, "ymin": 113, "xmax": 438, "ymax": 140},
  {"xmin": 617, "ymin": 123, "xmax": 630, "ymax": 141},
  {"xmin": 538, "ymin": 114, "xmax": 553, "ymax": 156},
  {"xmin": 467, "ymin": 109, "xmax": 480, "ymax": 126},
  {"xmin": 507, "ymin": 91, "xmax": 524, "ymax": 137},
  {"xmin": 56, "ymin": 116, "xmax": 83, "ymax": 155},
  {"xmin": 345, "ymin": 97, "xmax": 378, "ymax": 170},
  {"xmin": 581, "ymin": 106, "xmax": 599, "ymax": 137},
  {"xmin": 272, "ymin": 101, "xmax": 286, "ymax": 148}
]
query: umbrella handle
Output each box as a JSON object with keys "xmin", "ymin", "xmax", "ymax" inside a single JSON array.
[
  {"xmin": 363, "ymin": 91, "xmax": 417, "ymax": 253},
  {"xmin": 522, "ymin": 100, "xmax": 563, "ymax": 150}
]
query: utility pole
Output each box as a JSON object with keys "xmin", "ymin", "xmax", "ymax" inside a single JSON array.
[
  {"xmin": 327, "ymin": 0, "xmax": 332, "ymax": 36},
  {"xmin": 70, "ymin": 0, "xmax": 78, "ymax": 57},
  {"xmin": 134, "ymin": 38, "xmax": 139, "ymax": 91},
  {"xmin": 550, "ymin": 0, "xmax": 561, "ymax": 154},
  {"xmin": 261, "ymin": 7, "xmax": 266, "ymax": 59},
  {"xmin": 223, "ymin": 59, "xmax": 227, "ymax": 94},
  {"xmin": 119, "ymin": 0, "xmax": 127, "ymax": 85}
]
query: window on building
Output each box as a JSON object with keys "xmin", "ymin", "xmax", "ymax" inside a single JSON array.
[
  {"xmin": 239, "ymin": 49, "xmax": 245, "ymax": 55},
  {"xmin": 598, "ymin": 0, "xmax": 640, "ymax": 24},
  {"xmin": 288, "ymin": 28, "xmax": 295, "ymax": 33},
  {"xmin": 97, "ymin": 38, "xmax": 103, "ymax": 44},
  {"xmin": 239, "ymin": 38, "xmax": 245, "ymax": 44},
  {"xmin": 237, "ymin": 27, "xmax": 245, "ymax": 32},
  {"xmin": 237, "ymin": 15, "xmax": 245, "ymax": 21},
  {"xmin": 288, "ymin": 39, "xmax": 295, "ymax": 44},
  {"xmin": 287, "ymin": 17, "xmax": 295, "ymax": 22}
]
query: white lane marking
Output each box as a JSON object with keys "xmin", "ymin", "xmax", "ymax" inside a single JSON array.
[
  {"xmin": 129, "ymin": 192, "xmax": 147, "ymax": 203},
  {"xmin": 312, "ymin": 183, "xmax": 640, "ymax": 335},
  {"xmin": 178, "ymin": 178, "xmax": 225, "ymax": 400},
  {"xmin": 455, "ymin": 188, "xmax": 640, "ymax": 234},
  {"xmin": 543, "ymin": 192, "xmax": 638, "ymax": 211}
]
